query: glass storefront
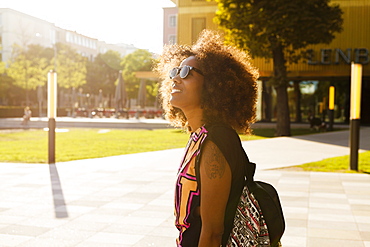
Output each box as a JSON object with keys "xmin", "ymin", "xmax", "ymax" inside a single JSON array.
[{"xmin": 260, "ymin": 79, "xmax": 370, "ymax": 125}]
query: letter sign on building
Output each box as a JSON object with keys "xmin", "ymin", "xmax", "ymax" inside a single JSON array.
[{"xmin": 308, "ymin": 48, "xmax": 369, "ymax": 65}]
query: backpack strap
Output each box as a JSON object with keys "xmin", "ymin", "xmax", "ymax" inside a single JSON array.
[
  {"xmin": 195, "ymin": 153, "xmax": 202, "ymax": 190},
  {"xmin": 242, "ymin": 148, "xmax": 256, "ymax": 186}
]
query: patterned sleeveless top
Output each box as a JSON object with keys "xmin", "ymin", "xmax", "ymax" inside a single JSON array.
[
  {"xmin": 174, "ymin": 126, "xmax": 208, "ymax": 246},
  {"xmin": 174, "ymin": 124, "xmax": 247, "ymax": 247}
]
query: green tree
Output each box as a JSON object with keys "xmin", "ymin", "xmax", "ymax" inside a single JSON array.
[
  {"xmin": 0, "ymin": 60, "xmax": 9, "ymax": 103},
  {"xmin": 53, "ymin": 43, "xmax": 87, "ymax": 89},
  {"xmin": 0, "ymin": 60, "xmax": 5, "ymax": 74},
  {"xmin": 120, "ymin": 49, "xmax": 156, "ymax": 103},
  {"xmin": 7, "ymin": 44, "xmax": 50, "ymax": 105},
  {"xmin": 213, "ymin": 0, "xmax": 343, "ymax": 136},
  {"xmin": 85, "ymin": 50, "xmax": 122, "ymax": 97}
]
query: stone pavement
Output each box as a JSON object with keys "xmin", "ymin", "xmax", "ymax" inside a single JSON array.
[{"xmin": 0, "ymin": 127, "xmax": 369, "ymax": 246}]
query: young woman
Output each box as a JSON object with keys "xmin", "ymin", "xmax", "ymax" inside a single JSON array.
[{"xmin": 156, "ymin": 30, "xmax": 265, "ymax": 247}]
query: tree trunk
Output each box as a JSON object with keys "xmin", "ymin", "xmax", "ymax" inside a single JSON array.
[
  {"xmin": 25, "ymin": 65, "xmax": 29, "ymax": 106},
  {"xmin": 262, "ymin": 80, "xmax": 272, "ymax": 121},
  {"xmin": 293, "ymin": 80, "xmax": 302, "ymax": 122},
  {"xmin": 275, "ymin": 84, "xmax": 291, "ymax": 136},
  {"xmin": 272, "ymin": 44, "xmax": 291, "ymax": 136}
]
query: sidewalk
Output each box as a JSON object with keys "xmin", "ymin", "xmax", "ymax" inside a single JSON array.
[
  {"xmin": 0, "ymin": 116, "xmax": 351, "ymax": 130},
  {"xmin": 0, "ymin": 117, "xmax": 171, "ymax": 130},
  {"xmin": 0, "ymin": 128, "xmax": 369, "ymax": 246}
]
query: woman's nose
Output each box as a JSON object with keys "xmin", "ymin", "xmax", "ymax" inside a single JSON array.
[{"xmin": 172, "ymin": 75, "xmax": 181, "ymax": 84}]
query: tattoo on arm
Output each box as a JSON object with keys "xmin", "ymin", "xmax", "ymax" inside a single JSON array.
[{"xmin": 204, "ymin": 143, "xmax": 226, "ymax": 180}]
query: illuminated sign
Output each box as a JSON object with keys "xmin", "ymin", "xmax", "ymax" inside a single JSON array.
[{"xmin": 307, "ymin": 48, "xmax": 369, "ymax": 65}]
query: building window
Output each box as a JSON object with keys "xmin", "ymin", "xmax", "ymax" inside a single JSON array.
[
  {"xmin": 169, "ymin": 15, "xmax": 177, "ymax": 28},
  {"xmin": 192, "ymin": 18, "xmax": 206, "ymax": 43},
  {"xmin": 100, "ymin": 47, "xmax": 107, "ymax": 54},
  {"xmin": 50, "ymin": 30, "xmax": 56, "ymax": 44},
  {"xmin": 66, "ymin": 32, "xmax": 70, "ymax": 43},
  {"xmin": 169, "ymin": 35, "xmax": 177, "ymax": 45}
]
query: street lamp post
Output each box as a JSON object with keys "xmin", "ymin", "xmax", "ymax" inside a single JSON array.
[
  {"xmin": 328, "ymin": 86, "xmax": 335, "ymax": 131},
  {"xmin": 349, "ymin": 62, "xmax": 362, "ymax": 171},
  {"xmin": 48, "ymin": 70, "xmax": 57, "ymax": 164}
]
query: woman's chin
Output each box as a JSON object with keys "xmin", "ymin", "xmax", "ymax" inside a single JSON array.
[{"xmin": 170, "ymin": 97, "xmax": 180, "ymax": 108}]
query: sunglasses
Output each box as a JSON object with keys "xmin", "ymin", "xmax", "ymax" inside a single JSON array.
[{"xmin": 169, "ymin": 65, "xmax": 204, "ymax": 79}]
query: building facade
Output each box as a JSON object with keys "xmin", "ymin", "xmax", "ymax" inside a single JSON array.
[
  {"xmin": 173, "ymin": 0, "xmax": 370, "ymax": 124},
  {"xmin": 163, "ymin": 7, "xmax": 178, "ymax": 45},
  {"xmin": 0, "ymin": 8, "xmax": 137, "ymax": 64}
]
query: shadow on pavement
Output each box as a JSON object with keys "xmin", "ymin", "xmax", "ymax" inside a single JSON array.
[
  {"xmin": 49, "ymin": 164, "xmax": 69, "ymax": 218},
  {"xmin": 291, "ymin": 128, "xmax": 370, "ymax": 151}
]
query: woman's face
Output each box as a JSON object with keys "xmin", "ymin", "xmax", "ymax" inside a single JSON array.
[{"xmin": 170, "ymin": 56, "xmax": 204, "ymax": 112}]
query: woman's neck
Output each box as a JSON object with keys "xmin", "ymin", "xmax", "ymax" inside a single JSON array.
[{"xmin": 185, "ymin": 108, "xmax": 204, "ymax": 132}]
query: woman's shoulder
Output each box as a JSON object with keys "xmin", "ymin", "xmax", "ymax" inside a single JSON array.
[
  {"xmin": 205, "ymin": 123, "xmax": 238, "ymax": 137},
  {"xmin": 202, "ymin": 123, "xmax": 246, "ymax": 174},
  {"xmin": 204, "ymin": 123, "xmax": 240, "ymax": 147}
]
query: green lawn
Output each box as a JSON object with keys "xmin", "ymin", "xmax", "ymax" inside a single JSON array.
[
  {"xmin": 2, "ymin": 127, "xmax": 367, "ymax": 175},
  {"xmin": 0, "ymin": 128, "xmax": 267, "ymax": 163},
  {"xmin": 296, "ymin": 151, "xmax": 370, "ymax": 174}
]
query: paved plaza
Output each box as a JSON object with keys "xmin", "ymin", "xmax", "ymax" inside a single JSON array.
[{"xmin": 0, "ymin": 120, "xmax": 369, "ymax": 246}]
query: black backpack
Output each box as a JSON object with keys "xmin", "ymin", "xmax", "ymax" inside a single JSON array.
[{"xmin": 245, "ymin": 161, "xmax": 285, "ymax": 247}]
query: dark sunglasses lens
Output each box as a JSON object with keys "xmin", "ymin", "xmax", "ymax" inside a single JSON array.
[
  {"xmin": 179, "ymin": 66, "xmax": 190, "ymax": 78},
  {"xmin": 169, "ymin": 68, "xmax": 178, "ymax": 79}
]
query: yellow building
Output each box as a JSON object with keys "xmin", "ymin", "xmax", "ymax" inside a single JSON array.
[{"xmin": 172, "ymin": 0, "xmax": 370, "ymax": 124}]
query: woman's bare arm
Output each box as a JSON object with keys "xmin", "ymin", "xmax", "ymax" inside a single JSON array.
[{"xmin": 198, "ymin": 140, "xmax": 232, "ymax": 247}]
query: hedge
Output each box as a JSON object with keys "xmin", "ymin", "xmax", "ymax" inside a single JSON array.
[{"xmin": 0, "ymin": 106, "xmax": 69, "ymax": 118}]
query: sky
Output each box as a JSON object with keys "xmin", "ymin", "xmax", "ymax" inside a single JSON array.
[{"xmin": 3, "ymin": 0, "xmax": 176, "ymax": 54}]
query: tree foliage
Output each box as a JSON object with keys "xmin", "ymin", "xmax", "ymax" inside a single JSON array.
[
  {"xmin": 120, "ymin": 49, "xmax": 156, "ymax": 100},
  {"xmin": 7, "ymin": 44, "xmax": 51, "ymax": 104},
  {"xmin": 53, "ymin": 43, "xmax": 87, "ymax": 89},
  {"xmin": 6, "ymin": 42, "xmax": 88, "ymax": 105},
  {"xmin": 0, "ymin": 60, "xmax": 9, "ymax": 102},
  {"xmin": 85, "ymin": 50, "xmax": 122, "ymax": 96},
  {"xmin": 214, "ymin": 0, "xmax": 343, "ymax": 61},
  {"xmin": 7, "ymin": 44, "xmax": 50, "ymax": 90},
  {"xmin": 0, "ymin": 60, "xmax": 5, "ymax": 75},
  {"xmin": 213, "ymin": 0, "xmax": 343, "ymax": 135},
  {"xmin": 3, "ymin": 42, "xmax": 160, "ymax": 108}
]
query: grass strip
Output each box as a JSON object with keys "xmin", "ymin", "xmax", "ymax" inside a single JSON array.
[
  {"xmin": 0, "ymin": 128, "xmax": 269, "ymax": 163},
  {"xmin": 296, "ymin": 151, "xmax": 370, "ymax": 174},
  {"xmin": 1, "ymin": 127, "xmax": 353, "ymax": 171}
]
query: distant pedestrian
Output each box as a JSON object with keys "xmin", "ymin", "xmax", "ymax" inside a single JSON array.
[
  {"xmin": 156, "ymin": 30, "xmax": 270, "ymax": 246},
  {"xmin": 21, "ymin": 106, "xmax": 32, "ymax": 126},
  {"xmin": 308, "ymin": 110, "xmax": 326, "ymax": 131}
]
